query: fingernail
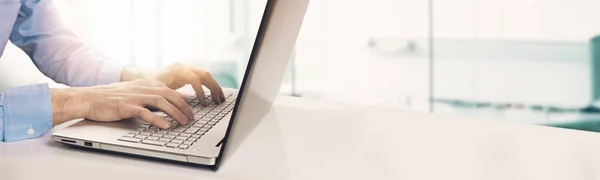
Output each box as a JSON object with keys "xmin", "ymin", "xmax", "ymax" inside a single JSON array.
[{"xmin": 162, "ymin": 121, "xmax": 170, "ymax": 129}]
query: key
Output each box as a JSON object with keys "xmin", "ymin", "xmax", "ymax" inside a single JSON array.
[
  {"xmin": 204, "ymin": 124, "xmax": 214, "ymax": 128},
  {"xmin": 185, "ymin": 127, "xmax": 200, "ymax": 133},
  {"xmin": 205, "ymin": 115, "xmax": 216, "ymax": 119},
  {"xmin": 167, "ymin": 123, "xmax": 180, "ymax": 130},
  {"xmin": 200, "ymin": 127, "xmax": 210, "ymax": 132},
  {"xmin": 142, "ymin": 140, "xmax": 166, "ymax": 146},
  {"xmin": 178, "ymin": 145, "xmax": 189, "ymax": 149},
  {"xmin": 180, "ymin": 133, "xmax": 191, "ymax": 137},
  {"xmin": 135, "ymin": 127, "xmax": 146, "ymax": 132},
  {"xmin": 200, "ymin": 118, "xmax": 212, "ymax": 122},
  {"xmin": 158, "ymin": 137, "xmax": 171, "ymax": 142},
  {"xmin": 140, "ymin": 124, "xmax": 151, "ymax": 128},
  {"xmin": 140, "ymin": 132, "xmax": 152, "ymax": 136},
  {"xmin": 151, "ymin": 134, "xmax": 163, "ymax": 138},
  {"xmin": 166, "ymin": 143, "xmax": 179, "ymax": 148},
  {"xmin": 123, "ymin": 133, "xmax": 135, "ymax": 138},
  {"xmin": 163, "ymin": 134, "xmax": 176, "ymax": 139},
  {"xmin": 118, "ymin": 137, "xmax": 141, "ymax": 143},
  {"xmin": 133, "ymin": 135, "xmax": 146, "ymax": 139},
  {"xmin": 147, "ymin": 136, "xmax": 159, "ymax": 141},
  {"xmin": 193, "ymin": 123, "xmax": 205, "ymax": 128},
  {"xmin": 192, "ymin": 103, "xmax": 203, "ymax": 108},
  {"xmin": 171, "ymin": 139, "xmax": 183, "ymax": 144},
  {"xmin": 180, "ymin": 124, "xmax": 192, "ymax": 128},
  {"xmin": 208, "ymin": 111, "xmax": 219, "ymax": 115},
  {"xmin": 156, "ymin": 130, "xmax": 169, "ymax": 134},
  {"xmin": 189, "ymin": 137, "xmax": 199, "ymax": 142},
  {"xmin": 172, "ymin": 127, "xmax": 187, "ymax": 133},
  {"xmin": 175, "ymin": 136, "xmax": 188, "ymax": 141},
  {"xmin": 167, "ymin": 132, "xmax": 180, "ymax": 136},
  {"xmin": 207, "ymin": 121, "xmax": 218, "ymax": 125},
  {"xmin": 183, "ymin": 141, "xmax": 193, "ymax": 145}
]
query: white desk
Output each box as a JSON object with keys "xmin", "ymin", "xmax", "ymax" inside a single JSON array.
[{"xmin": 2, "ymin": 96, "xmax": 600, "ymax": 180}]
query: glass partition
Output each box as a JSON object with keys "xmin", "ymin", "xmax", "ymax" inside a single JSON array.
[{"xmin": 432, "ymin": 0, "xmax": 600, "ymax": 132}]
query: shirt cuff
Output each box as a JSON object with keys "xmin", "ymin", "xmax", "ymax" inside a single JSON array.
[
  {"xmin": 1, "ymin": 83, "xmax": 53, "ymax": 142},
  {"xmin": 96, "ymin": 60, "xmax": 126, "ymax": 85}
]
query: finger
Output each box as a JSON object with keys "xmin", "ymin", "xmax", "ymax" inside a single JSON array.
[
  {"xmin": 218, "ymin": 84, "xmax": 226, "ymax": 102},
  {"xmin": 138, "ymin": 95, "xmax": 189, "ymax": 125},
  {"xmin": 204, "ymin": 77, "xmax": 222, "ymax": 104},
  {"xmin": 175, "ymin": 91, "xmax": 186, "ymax": 99},
  {"xmin": 167, "ymin": 89, "xmax": 193, "ymax": 120},
  {"xmin": 194, "ymin": 71, "xmax": 222, "ymax": 104},
  {"xmin": 187, "ymin": 75, "xmax": 207, "ymax": 106},
  {"xmin": 137, "ymin": 87, "xmax": 194, "ymax": 120},
  {"xmin": 128, "ymin": 106, "xmax": 170, "ymax": 129}
]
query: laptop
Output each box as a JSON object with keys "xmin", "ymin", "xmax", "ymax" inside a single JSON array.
[{"xmin": 51, "ymin": 0, "xmax": 309, "ymax": 170}]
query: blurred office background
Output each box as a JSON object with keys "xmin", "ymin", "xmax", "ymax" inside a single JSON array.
[{"xmin": 2, "ymin": 0, "xmax": 600, "ymax": 132}]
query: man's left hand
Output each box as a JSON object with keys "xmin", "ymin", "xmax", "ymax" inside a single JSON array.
[{"xmin": 121, "ymin": 63, "xmax": 227, "ymax": 106}]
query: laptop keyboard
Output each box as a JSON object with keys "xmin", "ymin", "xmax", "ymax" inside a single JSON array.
[{"xmin": 117, "ymin": 93, "xmax": 236, "ymax": 150}]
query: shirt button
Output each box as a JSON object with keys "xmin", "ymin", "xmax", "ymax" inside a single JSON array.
[{"xmin": 27, "ymin": 124, "xmax": 35, "ymax": 135}]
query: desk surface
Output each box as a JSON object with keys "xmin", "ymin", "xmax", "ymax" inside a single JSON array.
[{"xmin": 2, "ymin": 96, "xmax": 600, "ymax": 180}]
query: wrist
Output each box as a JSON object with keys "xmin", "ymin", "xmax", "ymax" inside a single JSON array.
[{"xmin": 50, "ymin": 88, "xmax": 89, "ymax": 125}]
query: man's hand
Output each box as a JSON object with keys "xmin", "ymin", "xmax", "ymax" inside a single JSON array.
[
  {"xmin": 121, "ymin": 63, "xmax": 226, "ymax": 106},
  {"xmin": 50, "ymin": 80, "xmax": 194, "ymax": 129}
]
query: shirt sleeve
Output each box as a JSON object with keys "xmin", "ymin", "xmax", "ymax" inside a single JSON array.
[
  {"xmin": 0, "ymin": 83, "xmax": 53, "ymax": 142},
  {"xmin": 9, "ymin": 0, "xmax": 126, "ymax": 86}
]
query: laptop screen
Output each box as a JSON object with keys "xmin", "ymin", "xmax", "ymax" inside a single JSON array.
[{"xmin": 213, "ymin": 0, "xmax": 309, "ymax": 170}]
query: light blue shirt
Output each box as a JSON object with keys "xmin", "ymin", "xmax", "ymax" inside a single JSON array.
[{"xmin": 0, "ymin": 0, "xmax": 125, "ymax": 142}]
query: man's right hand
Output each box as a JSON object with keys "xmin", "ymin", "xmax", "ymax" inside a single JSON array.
[{"xmin": 50, "ymin": 80, "xmax": 194, "ymax": 129}]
